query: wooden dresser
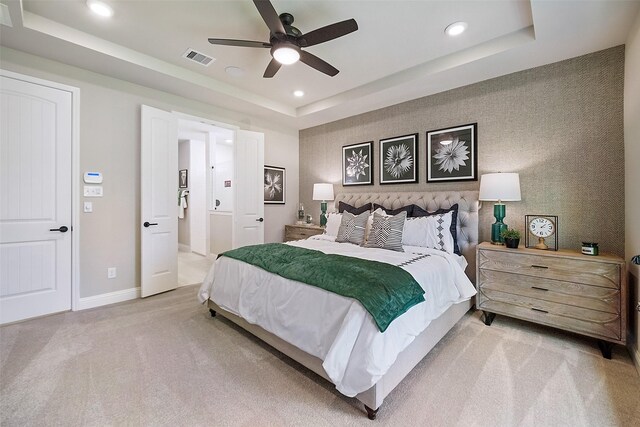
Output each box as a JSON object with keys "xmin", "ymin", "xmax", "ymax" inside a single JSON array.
[
  {"xmin": 284, "ymin": 224, "xmax": 325, "ymax": 242},
  {"xmin": 476, "ymin": 242, "xmax": 626, "ymax": 358}
]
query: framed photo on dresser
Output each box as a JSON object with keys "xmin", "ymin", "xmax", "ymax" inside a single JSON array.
[{"xmin": 427, "ymin": 123, "xmax": 477, "ymax": 182}]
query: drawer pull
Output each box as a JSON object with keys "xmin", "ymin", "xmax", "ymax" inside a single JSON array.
[
  {"xmin": 531, "ymin": 307, "xmax": 548, "ymax": 314},
  {"xmin": 531, "ymin": 264, "xmax": 549, "ymax": 269},
  {"xmin": 531, "ymin": 286, "xmax": 549, "ymax": 291}
]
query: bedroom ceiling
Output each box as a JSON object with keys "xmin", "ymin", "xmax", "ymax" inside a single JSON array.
[{"xmin": 1, "ymin": 0, "xmax": 638, "ymax": 130}]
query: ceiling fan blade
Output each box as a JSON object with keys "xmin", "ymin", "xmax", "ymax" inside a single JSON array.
[
  {"xmin": 299, "ymin": 51, "xmax": 339, "ymax": 77},
  {"xmin": 208, "ymin": 38, "xmax": 271, "ymax": 48},
  {"xmin": 299, "ymin": 19, "xmax": 358, "ymax": 47},
  {"xmin": 263, "ymin": 58, "xmax": 282, "ymax": 78},
  {"xmin": 253, "ymin": 0, "xmax": 286, "ymax": 35}
]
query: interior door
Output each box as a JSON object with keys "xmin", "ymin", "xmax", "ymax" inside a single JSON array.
[
  {"xmin": 141, "ymin": 105, "xmax": 178, "ymax": 297},
  {"xmin": 233, "ymin": 130, "xmax": 264, "ymax": 248},
  {"xmin": 0, "ymin": 74, "xmax": 72, "ymax": 323}
]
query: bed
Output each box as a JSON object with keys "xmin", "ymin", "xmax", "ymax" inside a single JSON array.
[{"xmin": 199, "ymin": 191, "xmax": 479, "ymax": 419}]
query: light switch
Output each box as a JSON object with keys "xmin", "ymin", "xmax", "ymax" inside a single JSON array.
[
  {"xmin": 83, "ymin": 186, "xmax": 103, "ymax": 197},
  {"xmin": 84, "ymin": 202, "xmax": 93, "ymax": 213}
]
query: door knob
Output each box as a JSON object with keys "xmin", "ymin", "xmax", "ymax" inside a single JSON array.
[
  {"xmin": 256, "ymin": 218, "xmax": 264, "ymax": 222},
  {"xmin": 49, "ymin": 226, "xmax": 69, "ymax": 232},
  {"xmin": 143, "ymin": 222, "xmax": 158, "ymax": 227}
]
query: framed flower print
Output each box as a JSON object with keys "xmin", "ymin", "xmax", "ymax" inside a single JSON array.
[
  {"xmin": 264, "ymin": 165, "xmax": 285, "ymax": 204},
  {"xmin": 379, "ymin": 133, "xmax": 418, "ymax": 184},
  {"xmin": 342, "ymin": 141, "xmax": 373, "ymax": 186},
  {"xmin": 426, "ymin": 123, "xmax": 477, "ymax": 182}
]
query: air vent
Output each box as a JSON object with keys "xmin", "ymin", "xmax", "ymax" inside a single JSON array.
[{"xmin": 182, "ymin": 48, "xmax": 215, "ymax": 67}]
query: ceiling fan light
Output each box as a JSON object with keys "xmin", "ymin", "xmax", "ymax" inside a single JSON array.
[
  {"xmin": 273, "ymin": 47, "xmax": 300, "ymax": 65},
  {"xmin": 86, "ymin": 0, "xmax": 113, "ymax": 18}
]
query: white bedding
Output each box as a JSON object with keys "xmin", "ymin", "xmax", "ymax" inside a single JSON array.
[{"xmin": 198, "ymin": 235, "xmax": 476, "ymax": 397}]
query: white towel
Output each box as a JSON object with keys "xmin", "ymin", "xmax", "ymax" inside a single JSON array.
[{"xmin": 178, "ymin": 190, "xmax": 189, "ymax": 219}]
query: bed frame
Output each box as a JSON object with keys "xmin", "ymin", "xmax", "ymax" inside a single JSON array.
[{"xmin": 207, "ymin": 191, "xmax": 479, "ymax": 419}]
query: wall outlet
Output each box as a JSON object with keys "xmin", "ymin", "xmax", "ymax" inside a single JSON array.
[{"xmin": 107, "ymin": 267, "xmax": 116, "ymax": 279}]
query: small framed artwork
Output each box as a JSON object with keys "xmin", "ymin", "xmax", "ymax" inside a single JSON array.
[
  {"xmin": 342, "ymin": 141, "xmax": 373, "ymax": 186},
  {"xmin": 264, "ymin": 165, "xmax": 285, "ymax": 204},
  {"xmin": 426, "ymin": 123, "xmax": 477, "ymax": 182},
  {"xmin": 379, "ymin": 133, "xmax": 418, "ymax": 184},
  {"xmin": 179, "ymin": 169, "xmax": 188, "ymax": 188}
]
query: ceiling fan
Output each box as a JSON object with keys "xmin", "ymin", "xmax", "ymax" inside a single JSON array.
[{"xmin": 208, "ymin": 0, "xmax": 358, "ymax": 78}]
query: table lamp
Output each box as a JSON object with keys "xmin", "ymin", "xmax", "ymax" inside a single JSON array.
[
  {"xmin": 479, "ymin": 172, "xmax": 521, "ymax": 244},
  {"xmin": 312, "ymin": 183, "xmax": 334, "ymax": 227}
]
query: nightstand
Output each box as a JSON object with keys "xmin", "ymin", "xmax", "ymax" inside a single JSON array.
[
  {"xmin": 476, "ymin": 242, "xmax": 627, "ymax": 359},
  {"xmin": 284, "ymin": 224, "xmax": 325, "ymax": 242}
]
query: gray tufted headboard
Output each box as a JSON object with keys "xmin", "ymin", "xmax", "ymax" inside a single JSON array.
[{"xmin": 334, "ymin": 191, "xmax": 479, "ymax": 283}]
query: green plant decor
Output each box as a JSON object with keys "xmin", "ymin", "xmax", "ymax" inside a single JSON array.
[{"xmin": 500, "ymin": 228, "xmax": 521, "ymax": 240}]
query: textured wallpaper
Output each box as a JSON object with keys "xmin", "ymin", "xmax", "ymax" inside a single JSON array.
[{"xmin": 299, "ymin": 46, "xmax": 625, "ymax": 256}]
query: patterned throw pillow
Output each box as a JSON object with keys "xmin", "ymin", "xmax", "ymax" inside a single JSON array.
[
  {"xmin": 336, "ymin": 210, "xmax": 370, "ymax": 245},
  {"xmin": 411, "ymin": 204, "xmax": 460, "ymax": 255},
  {"xmin": 364, "ymin": 211, "xmax": 407, "ymax": 252}
]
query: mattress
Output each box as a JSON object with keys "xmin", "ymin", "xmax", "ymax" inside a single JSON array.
[{"xmin": 198, "ymin": 235, "xmax": 476, "ymax": 396}]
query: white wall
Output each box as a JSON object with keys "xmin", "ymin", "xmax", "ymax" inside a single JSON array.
[
  {"xmin": 0, "ymin": 47, "xmax": 299, "ymax": 299},
  {"xmin": 625, "ymin": 10, "xmax": 640, "ymax": 371},
  {"xmin": 189, "ymin": 139, "xmax": 207, "ymax": 255}
]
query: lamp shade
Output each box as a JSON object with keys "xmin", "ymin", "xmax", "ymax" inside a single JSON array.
[
  {"xmin": 312, "ymin": 183, "xmax": 334, "ymax": 201},
  {"xmin": 479, "ymin": 173, "xmax": 521, "ymax": 201}
]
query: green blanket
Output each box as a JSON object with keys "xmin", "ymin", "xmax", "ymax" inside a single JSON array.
[{"xmin": 220, "ymin": 243, "xmax": 425, "ymax": 332}]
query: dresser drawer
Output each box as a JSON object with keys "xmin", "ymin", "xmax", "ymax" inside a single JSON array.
[
  {"xmin": 478, "ymin": 249, "xmax": 620, "ymax": 289},
  {"xmin": 284, "ymin": 225, "xmax": 324, "ymax": 242},
  {"xmin": 477, "ymin": 290, "xmax": 622, "ymax": 341},
  {"xmin": 478, "ymin": 269, "xmax": 620, "ymax": 314}
]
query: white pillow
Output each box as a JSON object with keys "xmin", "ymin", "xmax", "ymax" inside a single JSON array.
[
  {"xmin": 403, "ymin": 211, "xmax": 455, "ymax": 253},
  {"xmin": 325, "ymin": 212, "xmax": 342, "ymax": 237}
]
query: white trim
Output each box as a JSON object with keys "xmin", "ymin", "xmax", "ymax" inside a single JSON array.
[
  {"xmin": 178, "ymin": 243, "xmax": 191, "ymax": 252},
  {"xmin": 0, "ymin": 69, "xmax": 81, "ymax": 314},
  {"xmin": 629, "ymin": 332, "xmax": 640, "ymax": 375},
  {"xmin": 76, "ymin": 287, "xmax": 140, "ymax": 311}
]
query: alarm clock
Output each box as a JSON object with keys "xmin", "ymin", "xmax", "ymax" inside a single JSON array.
[{"xmin": 525, "ymin": 215, "xmax": 558, "ymax": 250}]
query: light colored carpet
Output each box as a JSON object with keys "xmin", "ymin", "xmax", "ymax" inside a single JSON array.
[{"xmin": 1, "ymin": 285, "xmax": 639, "ymax": 426}]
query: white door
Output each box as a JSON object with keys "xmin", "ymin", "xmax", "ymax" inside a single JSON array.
[
  {"xmin": 0, "ymin": 74, "xmax": 72, "ymax": 323},
  {"xmin": 233, "ymin": 130, "xmax": 264, "ymax": 248},
  {"xmin": 141, "ymin": 105, "xmax": 178, "ymax": 297}
]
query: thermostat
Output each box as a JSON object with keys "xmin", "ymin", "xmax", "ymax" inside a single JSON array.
[{"xmin": 84, "ymin": 172, "xmax": 103, "ymax": 184}]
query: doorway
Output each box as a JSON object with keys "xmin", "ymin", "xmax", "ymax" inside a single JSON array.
[
  {"xmin": 176, "ymin": 119, "xmax": 235, "ymax": 286},
  {"xmin": 141, "ymin": 106, "xmax": 264, "ymax": 297}
]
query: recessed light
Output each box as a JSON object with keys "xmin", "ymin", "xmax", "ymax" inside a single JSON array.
[
  {"xmin": 225, "ymin": 66, "xmax": 245, "ymax": 77},
  {"xmin": 293, "ymin": 90, "xmax": 304, "ymax": 97},
  {"xmin": 224, "ymin": 139, "xmax": 232, "ymax": 143},
  {"xmin": 86, "ymin": 0, "xmax": 113, "ymax": 18},
  {"xmin": 445, "ymin": 21, "xmax": 467, "ymax": 37}
]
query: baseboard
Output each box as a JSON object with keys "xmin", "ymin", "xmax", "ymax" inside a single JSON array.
[
  {"xmin": 76, "ymin": 287, "xmax": 140, "ymax": 311},
  {"xmin": 629, "ymin": 334, "xmax": 640, "ymax": 376},
  {"xmin": 178, "ymin": 244, "xmax": 190, "ymax": 252}
]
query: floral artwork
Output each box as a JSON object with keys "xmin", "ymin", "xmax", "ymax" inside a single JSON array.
[
  {"xmin": 264, "ymin": 166, "xmax": 285, "ymax": 204},
  {"xmin": 380, "ymin": 134, "xmax": 418, "ymax": 184},
  {"xmin": 427, "ymin": 124, "xmax": 477, "ymax": 182},
  {"xmin": 342, "ymin": 142, "xmax": 373, "ymax": 186}
]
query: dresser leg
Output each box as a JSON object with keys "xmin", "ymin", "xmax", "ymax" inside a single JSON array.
[
  {"xmin": 482, "ymin": 311, "xmax": 496, "ymax": 326},
  {"xmin": 597, "ymin": 340, "xmax": 613, "ymax": 359}
]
